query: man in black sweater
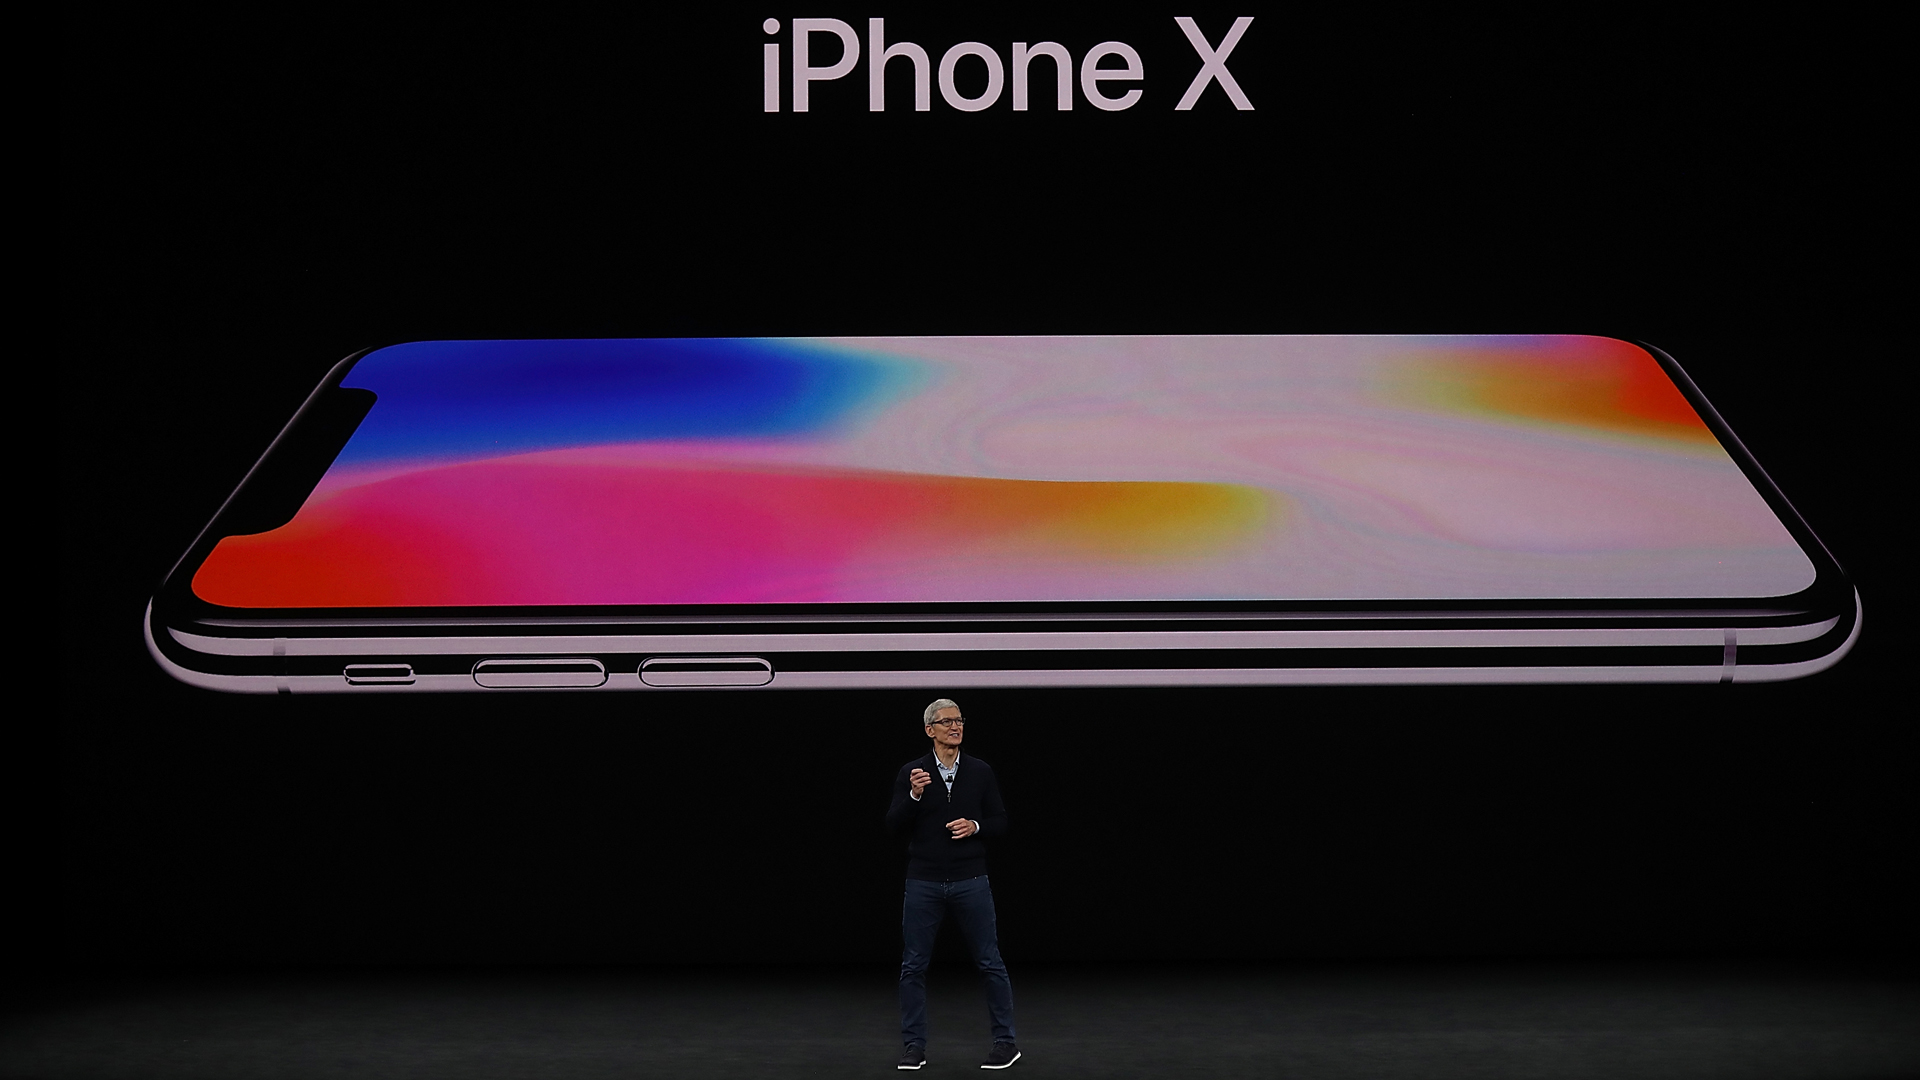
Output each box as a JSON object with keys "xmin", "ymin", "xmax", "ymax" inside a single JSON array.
[{"xmin": 885, "ymin": 698, "xmax": 1019, "ymax": 1071}]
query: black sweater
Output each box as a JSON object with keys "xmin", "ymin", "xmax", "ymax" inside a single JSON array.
[{"xmin": 885, "ymin": 752, "xmax": 1009, "ymax": 882}]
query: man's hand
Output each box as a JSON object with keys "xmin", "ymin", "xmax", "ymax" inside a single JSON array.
[
  {"xmin": 910, "ymin": 768, "xmax": 932, "ymax": 800},
  {"xmin": 947, "ymin": 818, "xmax": 977, "ymax": 839}
]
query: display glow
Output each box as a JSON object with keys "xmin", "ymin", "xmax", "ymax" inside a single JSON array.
[{"xmin": 193, "ymin": 336, "xmax": 1815, "ymax": 608}]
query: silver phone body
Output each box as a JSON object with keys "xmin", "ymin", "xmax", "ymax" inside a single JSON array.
[{"xmin": 147, "ymin": 336, "xmax": 1859, "ymax": 692}]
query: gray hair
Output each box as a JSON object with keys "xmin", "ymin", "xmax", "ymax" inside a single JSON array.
[{"xmin": 923, "ymin": 698, "xmax": 960, "ymax": 726}]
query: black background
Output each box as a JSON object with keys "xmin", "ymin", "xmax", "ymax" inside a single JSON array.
[{"xmin": 55, "ymin": 7, "xmax": 1908, "ymax": 970}]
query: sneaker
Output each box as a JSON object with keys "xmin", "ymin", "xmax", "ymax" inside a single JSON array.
[
  {"xmin": 981, "ymin": 1042, "xmax": 1021, "ymax": 1069},
  {"xmin": 897, "ymin": 1045, "xmax": 927, "ymax": 1070}
]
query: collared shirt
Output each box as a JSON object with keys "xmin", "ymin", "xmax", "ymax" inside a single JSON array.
[
  {"xmin": 906, "ymin": 749, "xmax": 983, "ymax": 841},
  {"xmin": 910, "ymin": 753, "xmax": 974, "ymax": 836}
]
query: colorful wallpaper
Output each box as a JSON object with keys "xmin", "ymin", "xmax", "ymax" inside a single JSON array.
[{"xmin": 193, "ymin": 336, "xmax": 1814, "ymax": 607}]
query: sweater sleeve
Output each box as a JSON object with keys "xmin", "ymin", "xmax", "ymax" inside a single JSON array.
[{"xmin": 885, "ymin": 763, "xmax": 925, "ymax": 834}]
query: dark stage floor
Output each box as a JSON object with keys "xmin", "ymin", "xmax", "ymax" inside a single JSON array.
[{"xmin": 4, "ymin": 962, "xmax": 1917, "ymax": 1079}]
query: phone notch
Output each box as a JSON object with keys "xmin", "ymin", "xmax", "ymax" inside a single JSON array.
[
  {"xmin": 473, "ymin": 658, "xmax": 608, "ymax": 689},
  {"xmin": 640, "ymin": 657, "xmax": 775, "ymax": 688}
]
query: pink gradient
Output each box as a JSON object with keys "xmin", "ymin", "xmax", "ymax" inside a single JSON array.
[{"xmin": 194, "ymin": 459, "xmax": 1268, "ymax": 607}]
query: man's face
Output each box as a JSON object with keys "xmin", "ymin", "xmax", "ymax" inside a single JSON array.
[{"xmin": 925, "ymin": 706, "xmax": 965, "ymax": 751}]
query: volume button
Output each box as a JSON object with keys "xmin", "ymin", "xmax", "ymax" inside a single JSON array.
[
  {"xmin": 473, "ymin": 658, "xmax": 607, "ymax": 688},
  {"xmin": 640, "ymin": 657, "xmax": 774, "ymax": 687},
  {"xmin": 345, "ymin": 663, "xmax": 414, "ymax": 685}
]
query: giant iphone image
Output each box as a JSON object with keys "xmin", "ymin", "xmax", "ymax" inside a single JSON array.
[{"xmin": 148, "ymin": 335, "xmax": 1857, "ymax": 692}]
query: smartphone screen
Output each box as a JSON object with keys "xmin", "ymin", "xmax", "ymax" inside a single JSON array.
[{"xmin": 187, "ymin": 335, "xmax": 1813, "ymax": 610}]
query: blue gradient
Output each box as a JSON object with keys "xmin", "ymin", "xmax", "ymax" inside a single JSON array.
[{"xmin": 333, "ymin": 338, "xmax": 922, "ymax": 467}]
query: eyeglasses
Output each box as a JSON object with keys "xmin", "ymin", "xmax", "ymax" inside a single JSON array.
[{"xmin": 928, "ymin": 718, "xmax": 966, "ymax": 727}]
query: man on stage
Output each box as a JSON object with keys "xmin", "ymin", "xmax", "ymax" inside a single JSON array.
[{"xmin": 886, "ymin": 698, "xmax": 1020, "ymax": 1070}]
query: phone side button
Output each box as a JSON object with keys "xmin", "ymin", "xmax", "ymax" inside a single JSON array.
[
  {"xmin": 473, "ymin": 659, "xmax": 609, "ymax": 688},
  {"xmin": 640, "ymin": 657, "xmax": 774, "ymax": 687},
  {"xmin": 345, "ymin": 664, "xmax": 415, "ymax": 686}
]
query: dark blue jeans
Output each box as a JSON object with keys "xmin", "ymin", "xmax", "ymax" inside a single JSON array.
[{"xmin": 899, "ymin": 875, "xmax": 1015, "ymax": 1049}]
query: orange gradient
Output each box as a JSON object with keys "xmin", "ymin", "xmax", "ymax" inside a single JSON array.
[{"xmin": 1395, "ymin": 337, "xmax": 1716, "ymax": 444}]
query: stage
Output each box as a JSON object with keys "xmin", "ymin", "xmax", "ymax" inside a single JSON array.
[
  {"xmin": 46, "ymin": 7, "xmax": 1910, "ymax": 1080},
  {"xmin": 7, "ymin": 961, "xmax": 1916, "ymax": 1078}
]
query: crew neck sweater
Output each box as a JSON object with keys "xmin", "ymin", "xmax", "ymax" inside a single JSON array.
[{"xmin": 884, "ymin": 752, "xmax": 1009, "ymax": 882}]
